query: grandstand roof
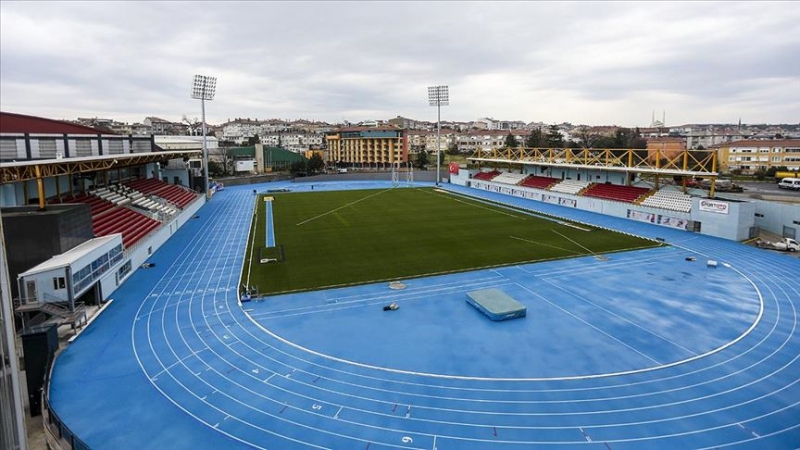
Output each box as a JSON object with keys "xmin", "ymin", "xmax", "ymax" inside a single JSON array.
[{"xmin": 0, "ymin": 111, "xmax": 111, "ymax": 135}]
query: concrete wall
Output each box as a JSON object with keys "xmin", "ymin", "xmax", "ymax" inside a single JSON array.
[
  {"xmin": 2, "ymin": 205, "xmax": 94, "ymax": 298},
  {"xmin": 692, "ymin": 197, "xmax": 755, "ymax": 241},
  {"xmin": 752, "ymin": 200, "xmax": 800, "ymax": 239},
  {"xmin": 97, "ymin": 196, "xmax": 205, "ymax": 302}
]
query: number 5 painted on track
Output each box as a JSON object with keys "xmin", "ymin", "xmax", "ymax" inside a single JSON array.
[{"xmin": 312, "ymin": 404, "xmax": 322, "ymax": 410}]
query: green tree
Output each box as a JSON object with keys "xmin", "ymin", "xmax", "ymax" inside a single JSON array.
[
  {"xmin": 207, "ymin": 160, "xmax": 224, "ymax": 177},
  {"xmin": 289, "ymin": 160, "xmax": 307, "ymax": 175},
  {"xmin": 446, "ymin": 143, "xmax": 460, "ymax": 155},
  {"xmin": 594, "ymin": 136, "xmax": 617, "ymax": 148},
  {"xmin": 307, "ymin": 153, "xmax": 325, "ymax": 174},
  {"xmin": 212, "ymin": 146, "xmax": 236, "ymax": 176},
  {"xmin": 525, "ymin": 128, "xmax": 545, "ymax": 148},
  {"xmin": 415, "ymin": 151, "xmax": 430, "ymax": 169},
  {"xmin": 504, "ymin": 133, "xmax": 518, "ymax": 148},
  {"xmin": 246, "ymin": 134, "xmax": 261, "ymax": 146},
  {"xmin": 575, "ymin": 126, "xmax": 599, "ymax": 148},
  {"xmin": 545, "ymin": 125, "xmax": 564, "ymax": 148}
]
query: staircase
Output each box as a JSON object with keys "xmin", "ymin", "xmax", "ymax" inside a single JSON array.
[{"xmin": 15, "ymin": 300, "xmax": 88, "ymax": 331}]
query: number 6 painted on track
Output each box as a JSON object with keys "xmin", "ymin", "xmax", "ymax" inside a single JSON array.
[{"xmin": 401, "ymin": 436, "xmax": 413, "ymax": 444}]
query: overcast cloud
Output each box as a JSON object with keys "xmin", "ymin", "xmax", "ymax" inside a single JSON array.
[{"xmin": 1, "ymin": 1, "xmax": 799, "ymax": 127}]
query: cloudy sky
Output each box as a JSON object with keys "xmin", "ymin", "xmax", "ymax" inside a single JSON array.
[{"xmin": 2, "ymin": 1, "xmax": 799, "ymax": 128}]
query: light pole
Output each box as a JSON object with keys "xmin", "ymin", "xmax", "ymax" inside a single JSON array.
[
  {"xmin": 191, "ymin": 74, "xmax": 217, "ymax": 199},
  {"xmin": 428, "ymin": 85, "xmax": 449, "ymax": 186}
]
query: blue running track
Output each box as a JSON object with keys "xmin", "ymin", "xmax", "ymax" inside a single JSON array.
[{"xmin": 50, "ymin": 180, "xmax": 800, "ymax": 449}]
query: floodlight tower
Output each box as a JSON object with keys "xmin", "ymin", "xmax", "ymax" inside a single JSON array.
[
  {"xmin": 191, "ymin": 74, "xmax": 217, "ymax": 199},
  {"xmin": 428, "ymin": 85, "xmax": 449, "ymax": 186}
]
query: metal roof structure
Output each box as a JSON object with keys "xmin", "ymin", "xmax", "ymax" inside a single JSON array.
[{"xmin": 0, "ymin": 150, "xmax": 201, "ymax": 184}]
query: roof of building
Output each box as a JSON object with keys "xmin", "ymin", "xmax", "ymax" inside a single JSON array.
[
  {"xmin": 145, "ymin": 116, "xmax": 171, "ymax": 123},
  {"xmin": 710, "ymin": 139, "xmax": 800, "ymax": 148},
  {"xmin": 0, "ymin": 111, "xmax": 112, "ymax": 135},
  {"xmin": 18, "ymin": 234, "xmax": 123, "ymax": 277},
  {"xmin": 647, "ymin": 137, "xmax": 686, "ymax": 142}
]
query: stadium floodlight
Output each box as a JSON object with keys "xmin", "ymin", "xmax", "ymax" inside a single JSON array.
[
  {"xmin": 191, "ymin": 74, "xmax": 217, "ymax": 199},
  {"xmin": 428, "ymin": 85, "xmax": 449, "ymax": 186}
]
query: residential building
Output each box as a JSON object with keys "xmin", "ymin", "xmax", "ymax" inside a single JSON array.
[
  {"xmin": 220, "ymin": 118, "xmax": 264, "ymax": 144},
  {"xmin": 388, "ymin": 116, "xmax": 417, "ymax": 129},
  {"xmin": 669, "ymin": 125, "xmax": 751, "ymax": 149},
  {"xmin": 143, "ymin": 117, "xmax": 174, "ymax": 135},
  {"xmin": 646, "ymin": 137, "xmax": 687, "ymax": 162},
  {"xmin": 325, "ymin": 127, "xmax": 407, "ymax": 167},
  {"xmin": 712, "ymin": 139, "xmax": 800, "ymax": 174},
  {"xmin": 260, "ymin": 132, "xmax": 324, "ymax": 153},
  {"xmin": 454, "ymin": 129, "xmax": 529, "ymax": 153}
]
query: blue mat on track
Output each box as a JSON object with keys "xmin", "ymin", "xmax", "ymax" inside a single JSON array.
[{"xmin": 467, "ymin": 288, "xmax": 527, "ymax": 321}]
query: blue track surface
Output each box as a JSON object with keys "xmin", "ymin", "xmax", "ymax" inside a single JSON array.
[{"xmin": 50, "ymin": 180, "xmax": 800, "ymax": 449}]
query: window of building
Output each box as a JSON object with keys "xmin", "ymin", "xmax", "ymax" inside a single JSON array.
[
  {"xmin": 38, "ymin": 139, "xmax": 58, "ymax": 158},
  {"xmin": 53, "ymin": 276, "xmax": 66, "ymax": 290}
]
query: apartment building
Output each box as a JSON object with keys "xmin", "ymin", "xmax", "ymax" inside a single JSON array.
[
  {"xmin": 143, "ymin": 117, "xmax": 174, "ymax": 135},
  {"xmin": 472, "ymin": 118, "xmax": 526, "ymax": 131},
  {"xmin": 455, "ymin": 130, "xmax": 528, "ymax": 153},
  {"xmin": 260, "ymin": 132, "xmax": 324, "ymax": 153},
  {"xmin": 220, "ymin": 118, "xmax": 263, "ymax": 144},
  {"xmin": 713, "ymin": 139, "xmax": 800, "ymax": 174},
  {"xmin": 325, "ymin": 127, "xmax": 407, "ymax": 167}
]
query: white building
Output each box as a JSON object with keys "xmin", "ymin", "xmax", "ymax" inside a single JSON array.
[
  {"xmin": 221, "ymin": 119, "xmax": 264, "ymax": 144},
  {"xmin": 260, "ymin": 132, "xmax": 324, "ymax": 153}
]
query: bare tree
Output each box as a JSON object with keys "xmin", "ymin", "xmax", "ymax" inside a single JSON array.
[
  {"xmin": 210, "ymin": 146, "xmax": 236, "ymax": 176},
  {"xmin": 181, "ymin": 114, "xmax": 202, "ymax": 136},
  {"xmin": 575, "ymin": 126, "xmax": 600, "ymax": 148}
]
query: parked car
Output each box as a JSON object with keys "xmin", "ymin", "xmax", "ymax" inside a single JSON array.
[{"xmin": 778, "ymin": 177, "xmax": 800, "ymax": 190}]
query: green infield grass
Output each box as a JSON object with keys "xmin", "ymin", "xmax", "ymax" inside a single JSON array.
[{"xmin": 242, "ymin": 187, "xmax": 661, "ymax": 296}]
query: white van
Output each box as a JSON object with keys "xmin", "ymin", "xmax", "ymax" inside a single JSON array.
[{"xmin": 778, "ymin": 178, "xmax": 800, "ymax": 190}]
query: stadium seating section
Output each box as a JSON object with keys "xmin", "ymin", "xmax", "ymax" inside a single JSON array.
[
  {"xmin": 472, "ymin": 170, "xmax": 502, "ymax": 181},
  {"xmin": 549, "ymin": 179, "xmax": 591, "ymax": 195},
  {"xmin": 583, "ymin": 183, "xmax": 650, "ymax": 203},
  {"xmin": 640, "ymin": 189, "xmax": 693, "ymax": 213},
  {"xmin": 492, "ymin": 172, "xmax": 528, "ymax": 185},
  {"xmin": 520, "ymin": 175, "xmax": 560, "ymax": 189},
  {"xmin": 474, "ymin": 170, "xmax": 694, "ymax": 213},
  {"xmin": 125, "ymin": 178, "xmax": 199, "ymax": 209},
  {"xmin": 50, "ymin": 178, "xmax": 200, "ymax": 248}
]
